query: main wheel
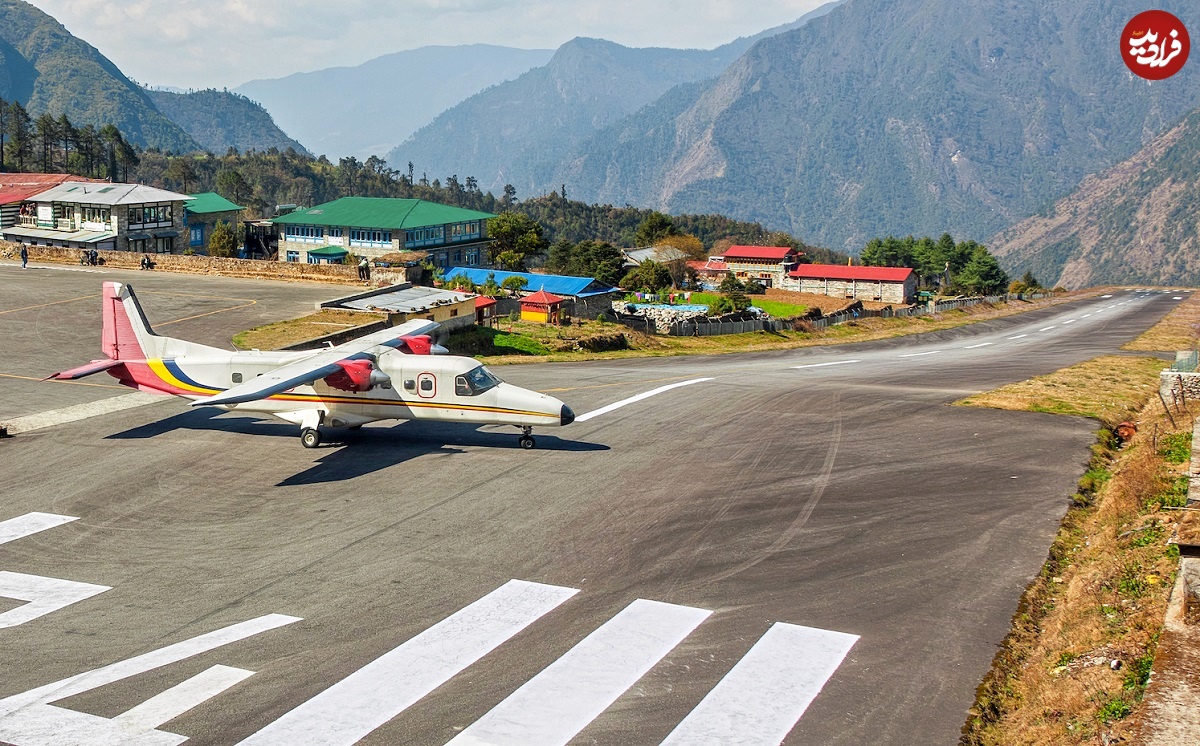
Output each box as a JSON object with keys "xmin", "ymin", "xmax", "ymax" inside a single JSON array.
[
  {"xmin": 519, "ymin": 435, "xmax": 536, "ymax": 450},
  {"xmin": 301, "ymin": 428, "xmax": 321, "ymax": 448}
]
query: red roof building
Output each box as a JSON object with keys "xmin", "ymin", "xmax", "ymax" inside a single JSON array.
[
  {"xmin": 519, "ymin": 289, "xmax": 565, "ymax": 323},
  {"xmin": 719, "ymin": 245, "xmax": 802, "ymax": 288},
  {"xmin": 784, "ymin": 264, "xmax": 918, "ymax": 304},
  {"xmin": 0, "ymin": 174, "xmax": 102, "ymax": 229},
  {"xmin": 475, "ymin": 295, "xmax": 498, "ymax": 327}
]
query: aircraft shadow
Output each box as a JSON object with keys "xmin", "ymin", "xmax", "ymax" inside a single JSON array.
[{"xmin": 105, "ymin": 410, "xmax": 608, "ymax": 486}]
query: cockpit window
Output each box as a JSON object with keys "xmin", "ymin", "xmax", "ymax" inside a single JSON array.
[{"xmin": 455, "ymin": 365, "xmax": 502, "ymax": 396}]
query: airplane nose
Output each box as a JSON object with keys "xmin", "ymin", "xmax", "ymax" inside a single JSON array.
[{"xmin": 560, "ymin": 404, "xmax": 575, "ymax": 426}]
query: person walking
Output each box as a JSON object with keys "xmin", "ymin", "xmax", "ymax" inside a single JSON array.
[
  {"xmin": 358, "ymin": 256, "xmax": 369, "ymax": 282},
  {"xmin": 20, "ymin": 245, "xmax": 28, "ymax": 269}
]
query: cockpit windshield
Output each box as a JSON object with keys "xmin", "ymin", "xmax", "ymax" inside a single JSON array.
[{"xmin": 455, "ymin": 365, "xmax": 502, "ymax": 396}]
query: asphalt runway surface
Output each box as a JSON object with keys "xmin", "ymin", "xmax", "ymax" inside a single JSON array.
[{"xmin": 0, "ymin": 261, "xmax": 1186, "ymax": 745}]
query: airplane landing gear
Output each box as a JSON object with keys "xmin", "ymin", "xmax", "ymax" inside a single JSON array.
[
  {"xmin": 301, "ymin": 428, "xmax": 321, "ymax": 448},
  {"xmin": 519, "ymin": 426, "xmax": 536, "ymax": 450}
]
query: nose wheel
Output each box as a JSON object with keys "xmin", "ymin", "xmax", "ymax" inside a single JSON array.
[{"xmin": 518, "ymin": 426, "xmax": 536, "ymax": 450}]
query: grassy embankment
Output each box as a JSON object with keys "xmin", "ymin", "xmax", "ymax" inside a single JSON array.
[
  {"xmin": 958, "ymin": 292, "xmax": 1200, "ymax": 745},
  {"xmin": 233, "ymin": 309, "xmax": 385, "ymax": 350}
]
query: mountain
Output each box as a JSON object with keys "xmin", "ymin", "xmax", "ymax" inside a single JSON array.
[
  {"xmin": 234, "ymin": 45, "xmax": 554, "ymax": 161},
  {"xmin": 145, "ymin": 88, "xmax": 310, "ymax": 155},
  {"xmin": 387, "ymin": 1, "xmax": 845, "ymax": 195},
  {"xmin": 0, "ymin": 0, "xmax": 197, "ymax": 152},
  {"xmin": 990, "ymin": 108, "xmax": 1200, "ymax": 289},
  {"xmin": 561, "ymin": 0, "xmax": 1200, "ymax": 252}
]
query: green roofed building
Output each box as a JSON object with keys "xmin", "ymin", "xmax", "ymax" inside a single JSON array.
[
  {"xmin": 271, "ymin": 197, "xmax": 496, "ymax": 266},
  {"xmin": 185, "ymin": 192, "xmax": 244, "ymax": 255}
]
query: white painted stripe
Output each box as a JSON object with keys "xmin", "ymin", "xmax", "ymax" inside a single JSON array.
[
  {"xmin": 1006, "ymin": 334, "xmax": 1028, "ymax": 340},
  {"xmin": 576, "ymin": 378, "xmax": 714, "ymax": 422},
  {"xmin": 661, "ymin": 624, "xmax": 859, "ymax": 746},
  {"xmin": 1101, "ymin": 294, "xmax": 1113, "ymax": 298},
  {"xmin": 0, "ymin": 614, "xmax": 301, "ymax": 717},
  {"xmin": 1082, "ymin": 314, "xmax": 1092, "ymax": 318},
  {"xmin": 790, "ymin": 360, "xmax": 860, "ymax": 370},
  {"xmin": 1038, "ymin": 326, "xmax": 1056, "ymax": 332},
  {"xmin": 0, "ymin": 512, "xmax": 77, "ymax": 545},
  {"xmin": 1175, "ymin": 297, "xmax": 1184, "ymax": 300},
  {"xmin": 4, "ymin": 392, "xmax": 161, "ymax": 435},
  {"xmin": 450, "ymin": 599, "xmax": 711, "ymax": 746},
  {"xmin": 963, "ymin": 342, "xmax": 992, "ymax": 349},
  {"xmin": 898, "ymin": 350, "xmax": 940, "ymax": 358},
  {"xmin": 238, "ymin": 579, "xmax": 578, "ymax": 746},
  {"xmin": 0, "ymin": 571, "xmax": 110, "ymax": 628},
  {"xmin": 1063, "ymin": 319, "xmax": 1076, "ymax": 324},
  {"xmin": 113, "ymin": 665, "xmax": 255, "ymax": 732}
]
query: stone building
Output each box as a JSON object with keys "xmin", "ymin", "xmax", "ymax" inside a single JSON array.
[
  {"xmin": 785, "ymin": 264, "xmax": 917, "ymax": 304},
  {"xmin": 272, "ymin": 197, "xmax": 495, "ymax": 267},
  {"xmin": 184, "ymin": 193, "xmax": 244, "ymax": 254},
  {"xmin": 721, "ymin": 245, "xmax": 802, "ymax": 288}
]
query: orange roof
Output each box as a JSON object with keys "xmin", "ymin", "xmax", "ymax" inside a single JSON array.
[
  {"xmin": 520, "ymin": 289, "xmax": 565, "ymax": 306},
  {"xmin": 475, "ymin": 296, "xmax": 497, "ymax": 308},
  {"xmin": 0, "ymin": 173, "xmax": 101, "ymax": 205}
]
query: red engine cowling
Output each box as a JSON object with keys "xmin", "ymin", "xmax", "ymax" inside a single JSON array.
[
  {"xmin": 399, "ymin": 335, "xmax": 434, "ymax": 355},
  {"xmin": 324, "ymin": 359, "xmax": 388, "ymax": 392}
]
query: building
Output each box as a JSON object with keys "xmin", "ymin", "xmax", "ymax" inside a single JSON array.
[
  {"xmin": 443, "ymin": 267, "xmax": 618, "ymax": 318},
  {"xmin": 184, "ymin": 193, "xmax": 243, "ymax": 254},
  {"xmin": 272, "ymin": 197, "xmax": 495, "ymax": 267},
  {"xmin": 623, "ymin": 245, "xmax": 688, "ymax": 268},
  {"xmin": 475, "ymin": 296, "xmax": 499, "ymax": 327},
  {"xmin": 686, "ymin": 257, "xmax": 729, "ymax": 289},
  {"xmin": 786, "ymin": 264, "xmax": 917, "ymax": 304},
  {"xmin": 520, "ymin": 289, "xmax": 565, "ymax": 324},
  {"xmin": 0, "ymin": 174, "xmax": 97, "ymax": 230},
  {"xmin": 325, "ymin": 283, "xmax": 478, "ymax": 332},
  {"xmin": 1, "ymin": 181, "xmax": 190, "ymax": 254},
  {"xmin": 721, "ymin": 245, "xmax": 802, "ymax": 288}
]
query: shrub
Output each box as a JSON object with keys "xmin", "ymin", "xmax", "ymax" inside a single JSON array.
[{"xmin": 1157, "ymin": 432, "xmax": 1192, "ymax": 464}]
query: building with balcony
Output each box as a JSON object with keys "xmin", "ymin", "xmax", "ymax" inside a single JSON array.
[
  {"xmin": 271, "ymin": 197, "xmax": 496, "ymax": 266},
  {"xmin": 1, "ymin": 181, "xmax": 190, "ymax": 253},
  {"xmin": 184, "ymin": 192, "xmax": 244, "ymax": 254},
  {"xmin": 720, "ymin": 245, "xmax": 803, "ymax": 288},
  {"xmin": 0, "ymin": 174, "xmax": 97, "ymax": 230}
]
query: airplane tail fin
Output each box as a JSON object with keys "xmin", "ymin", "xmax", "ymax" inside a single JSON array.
[{"xmin": 102, "ymin": 281, "xmax": 165, "ymax": 360}]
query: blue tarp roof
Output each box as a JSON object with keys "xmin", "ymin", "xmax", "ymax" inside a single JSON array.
[{"xmin": 444, "ymin": 267, "xmax": 616, "ymax": 298}]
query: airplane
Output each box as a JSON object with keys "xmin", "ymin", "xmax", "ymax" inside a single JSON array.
[{"xmin": 47, "ymin": 282, "xmax": 575, "ymax": 448}]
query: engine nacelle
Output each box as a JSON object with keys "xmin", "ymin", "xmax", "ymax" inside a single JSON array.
[
  {"xmin": 399, "ymin": 335, "xmax": 434, "ymax": 355},
  {"xmin": 324, "ymin": 358, "xmax": 390, "ymax": 392}
]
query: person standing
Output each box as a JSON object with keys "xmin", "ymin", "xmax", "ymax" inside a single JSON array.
[{"xmin": 20, "ymin": 245, "xmax": 28, "ymax": 269}]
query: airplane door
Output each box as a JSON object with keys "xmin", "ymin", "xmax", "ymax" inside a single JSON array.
[{"xmin": 416, "ymin": 372, "xmax": 437, "ymax": 399}]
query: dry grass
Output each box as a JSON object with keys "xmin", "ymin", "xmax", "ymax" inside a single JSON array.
[
  {"xmin": 1124, "ymin": 291, "xmax": 1200, "ymax": 352},
  {"xmin": 955, "ymin": 356, "xmax": 1167, "ymax": 425},
  {"xmin": 232, "ymin": 309, "xmax": 384, "ymax": 350}
]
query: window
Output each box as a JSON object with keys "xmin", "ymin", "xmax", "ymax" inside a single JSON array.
[
  {"xmin": 420, "ymin": 378, "xmax": 433, "ymax": 391},
  {"xmin": 449, "ymin": 221, "xmax": 481, "ymax": 242},
  {"xmin": 284, "ymin": 225, "xmax": 324, "ymax": 243},
  {"xmin": 454, "ymin": 365, "xmax": 501, "ymax": 397},
  {"xmin": 454, "ymin": 250, "xmax": 463, "ymax": 264},
  {"xmin": 349, "ymin": 229, "xmax": 391, "ymax": 246},
  {"xmin": 154, "ymin": 236, "xmax": 173, "ymax": 254},
  {"xmin": 404, "ymin": 226, "xmax": 445, "ymax": 248},
  {"xmin": 190, "ymin": 225, "xmax": 205, "ymax": 247},
  {"xmin": 232, "ymin": 373, "xmax": 243, "ymax": 384},
  {"xmin": 129, "ymin": 204, "xmax": 173, "ymax": 226},
  {"xmin": 329, "ymin": 227, "xmax": 343, "ymax": 238},
  {"xmin": 82, "ymin": 207, "xmax": 110, "ymax": 224},
  {"xmin": 286, "ymin": 250, "xmax": 299, "ymax": 262},
  {"xmin": 129, "ymin": 238, "xmax": 147, "ymax": 253}
]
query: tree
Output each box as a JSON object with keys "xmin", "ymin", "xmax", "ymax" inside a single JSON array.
[
  {"xmin": 165, "ymin": 157, "xmax": 196, "ymax": 193},
  {"xmin": 620, "ymin": 260, "xmax": 672, "ymax": 292},
  {"xmin": 954, "ymin": 245, "xmax": 1008, "ymax": 295},
  {"xmin": 479, "ymin": 272, "xmax": 502, "ymax": 297},
  {"xmin": 487, "ymin": 212, "xmax": 548, "ymax": 269},
  {"xmin": 719, "ymin": 273, "xmax": 745, "ymax": 293},
  {"xmin": 0, "ymin": 97, "xmax": 7, "ymax": 172},
  {"xmin": 9, "ymin": 102, "xmax": 33, "ymax": 172},
  {"xmin": 216, "ymin": 169, "xmax": 251, "ymax": 204},
  {"xmin": 35, "ymin": 113, "xmax": 56, "ymax": 172},
  {"xmin": 208, "ymin": 220, "xmax": 236, "ymax": 257},
  {"xmin": 501, "ymin": 275, "xmax": 529, "ymax": 296},
  {"xmin": 446, "ymin": 273, "xmax": 476, "ymax": 292},
  {"xmin": 634, "ymin": 211, "xmax": 678, "ymax": 246}
]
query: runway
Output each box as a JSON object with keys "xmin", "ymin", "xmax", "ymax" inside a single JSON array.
[{"xmin": 0, "ymin": 264, "xmax": 1183, "ymax": 744}]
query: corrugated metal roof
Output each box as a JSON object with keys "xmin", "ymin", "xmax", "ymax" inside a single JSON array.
[
  {"xmin": 32, "ymin": 182, "xmax": 190, "ymax": 206},
  {"xmin": 338, "ymin": 286, "xmax": 475, "ymax": 314},
  {"xmin": 186, "ymin": 192, "xmax": 244, "ymax": 214},
  {"xmin": 2, "ymin": 226, "xmax": 116, "ymax": 243},
  {"xmin": 306, "ymin": 245, "xmax": 349, "ymax": 257},
  {"xmin": 271, "ymin": 197, "xmax": 495, "ymax": 230},
  {"xmin": 722, "ymin": 245, "xmax": 799, "ymax": 261},
  {"xmin": 444, "ymin": 267, "xmax": 616, "ymax": 298},
  {"xmin": 790, "ymin": 264, "xmax": 915, "ymax": 282}
]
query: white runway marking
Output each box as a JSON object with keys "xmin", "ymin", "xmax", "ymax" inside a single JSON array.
[
  {"xmin": 1101, "ymin": 294, "xmax": 1113, "ymax": 298},
  {"xmin": 963, "ymin": 343, "xmax": 992, "ymax": 349},
  {"xmin": 238, "ymin": 580, "xmax": 578, "ymax": 746},
  {"xmin": 1038, "ymin": 326, "xmax": 1056, "ymax": 331},
  {"xmin": 1063, "ymin": 319, "xmax": 1076, "ymax": 324},
  {"xmin": 790, "ymin": 360, "xmax": 860, "ymax": 370},
  {"xmin": 661, "ymin": 624, "xmax": 859, "ymax": 746},
  {"xmin": 1007, "ymin": 334, "xmax": 1028, "ymax": 340},
  {"xmin": 1082, "ymin": 314, "xmax": 1092, "ymax": 318},
  {"xmin": 449, "ymin": 599, "xmax": 710, "ymax": 746},
  {"xmin": 113, "ymin": 665, "xmax": 255, "ymax": 732},
  {"xmin": 576, "ymin": 378, "xmax": 714, "ymax": 422},
  {"xmin": 0, "ymin": 571, "xmax": 110, "ymax": 628},
  {"xmin": 899, "ymin": 351, "xmax": 940, "ymax": 358},
  {"xmin": 0, "ymin": 262, "xmax": 105, "ymax": 274},
  {"xmin": 4, "ymin": 392, "xmax": 161, "ymax": 435},
  {"xmin": 0, "ymin": 614, "xmax": 300, "ymax": 743},
  {"xmin": 1175, "ymin": 297, "xmax": 1183, "ymax": 300},
  {"xmin": 0, "ymin": 513, "xmax": 77, "ymax": 545}
]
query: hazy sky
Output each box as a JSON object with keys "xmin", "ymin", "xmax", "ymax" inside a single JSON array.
[{"xmin": 25, "ymin": 0, "xmax": 827, "ymax": 89}]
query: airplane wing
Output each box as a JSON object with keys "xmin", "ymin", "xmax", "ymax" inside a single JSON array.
[{"xmin": 193, "ymin": 319, "xmax": 440, "ymax": 407}]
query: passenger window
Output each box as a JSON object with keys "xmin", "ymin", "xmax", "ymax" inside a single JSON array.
[
  {"xmin": 404, "ymin": 379, "xmax": 416, "ymax": 391},
  {"xmin": 421, "ymin": 379, "xmax": 433, "ymax": 391},
  {"xmin": 232, "ymin": 372, "xmax": 243, "ymax": 383}
]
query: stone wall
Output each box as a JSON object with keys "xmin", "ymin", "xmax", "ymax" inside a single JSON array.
[
  {"xmin": 783, "ymin": 276, "xmax": 915, "ymax": 304},
  {"xmin": 612, "ymin": 300, "xmax": 706, "ymax": 333},
  {"xmin": 1161, "ymin": 371, "xmax": 1200, "ymax": 404},
  {"xmin": 0, "ymin": 241, "xmax": 387, "ymax": 286}
]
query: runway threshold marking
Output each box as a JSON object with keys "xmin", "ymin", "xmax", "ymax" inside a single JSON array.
[
  {"xmin": 661, "ymin": 624, "xmax": 859, "ymax": 746},
  {"xmin": 448, "ymin": 599, "xmax": 711, "ymax": 746},
  {"xmin": 0, "ymin": 572, "xmax": 110, "ymax": 629},
  {"xmin": 112, "ymin": 665, "xmax": 255, "ymax": 733},
  {"xmin": 237, "ymin": 580, "xmax": 578, "ymax": 746},
  {"xmin": 3, "ymin": 392, "xmax": 162, "ymax": 434},
  {"xmin": 0, "ymin": 513, "xmax": 77, "ymax": 545},
  {"xmin": 790, "ymin": 360, "xmax": 860, "ymax": 370},
  {"xmin": 575, "ymin": 378, "xmax": 714, "ymax": 422}
]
